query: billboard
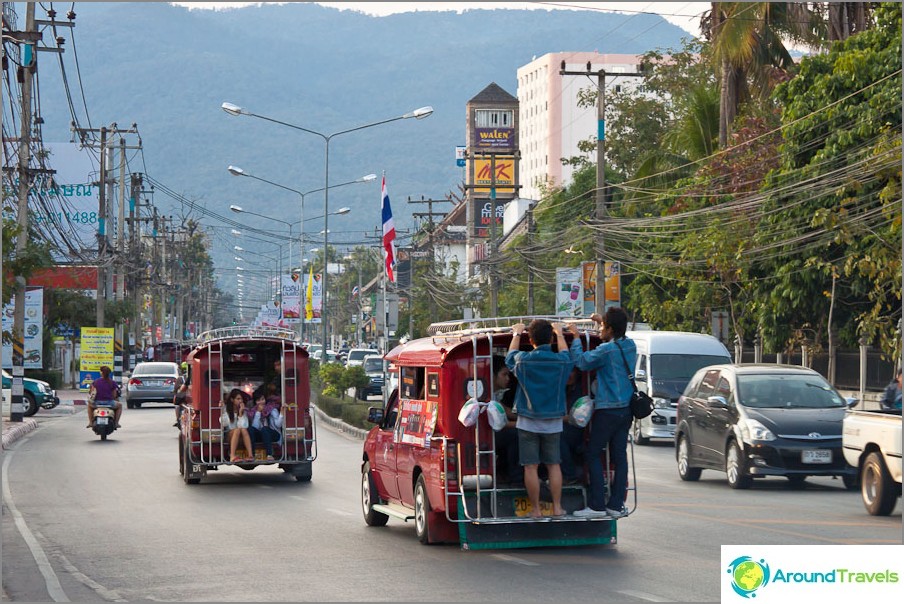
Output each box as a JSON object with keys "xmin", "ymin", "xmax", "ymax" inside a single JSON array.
[
  {"xmin": 472, "ymin": 198, "xmax": 506, "ymax": 238},
  {"xmin": 2, "ymin": 287, "xmax": 44, "ymax": 369},
  {"xmin": 280, "ymin": 274, "xmax": 301, "ymax": 324},
  {"xmin": 79, "ymin": 327, "xmax": 114, "ymax": 391},
  {"xmin": 474, "ymin": 127, "xmax": 515, "ymax": 151},
  {"xmin": 604, "ymin": 261, "xmax": 621, "ymax": 309},
  {"xmin": 472, "ymin": 155, "xmax": 515, "ymax": 195},
  {"xmin": 555, "ymin": 267, "xmax": 583, "ymax": 317}
]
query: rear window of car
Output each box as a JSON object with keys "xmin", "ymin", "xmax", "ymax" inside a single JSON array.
[
  {"xmin": 348, "ymin": 350, "xmax": 372, "ymax": 362},
  {"xmin": 134, "ymin": 363, "xmax": 178, "ymax": 376},
  {"xmin": 363, "ymin": 357, "xmax": 383, "ymax": 372}
]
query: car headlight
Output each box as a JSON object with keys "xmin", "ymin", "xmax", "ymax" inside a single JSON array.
[
  {"xmin": 653, "ymin": 397, "xmax": 671, "ymax": 409},
  {"xmin": 36, "ymin": 381, "xmax": 50, "ymax": 393},
  {"xmin": 744, "ymin": 419, "xmax": 775, "ymax": 442}
]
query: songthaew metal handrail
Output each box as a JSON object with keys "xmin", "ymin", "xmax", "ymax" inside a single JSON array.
[
  {"xmin": 427, "ymin": 316, "xmax": 598, "ymax": 337},
  {"xmin": 196, "ymin": 326, "xmax": 297, "ymax": 343}
]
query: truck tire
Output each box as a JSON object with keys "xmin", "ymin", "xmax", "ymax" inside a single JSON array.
[
  {"xmin": 861, "ymin": 452, "xmax": 897, "ymax": 516},
  {"xmin": 362, "ymin": 462, "xmax": 389, "ymax": 527},
  {"xmin": 414, "ymin": 475, "xmax": 433, "ymax": 544}
]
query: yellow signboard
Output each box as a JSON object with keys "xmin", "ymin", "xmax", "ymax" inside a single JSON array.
[
  {"xmin": 472, "ymin": 156, "xmax": 515, "ymax": 194},
  {"xmin": 79, "ymin": 327, "xmax": 114, "ymax": 391}
]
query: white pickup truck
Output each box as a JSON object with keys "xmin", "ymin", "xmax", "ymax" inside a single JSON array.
[{"xmin": 842, "ymin": 408, "xmax": 902, "ymax": 515}]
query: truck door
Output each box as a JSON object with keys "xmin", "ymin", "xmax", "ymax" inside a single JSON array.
[{"xmin": 372, "ymin": 392, "xmax": 401, "ymax": 501}]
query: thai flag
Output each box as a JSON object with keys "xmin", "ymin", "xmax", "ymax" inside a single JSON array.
[
  {"xmin": 351, "ymin": 285, "xmax": 360, "ymax": 298},
  {"xmin": 381, "ymin": 174, "xmax": 397, "ymax": 283}
]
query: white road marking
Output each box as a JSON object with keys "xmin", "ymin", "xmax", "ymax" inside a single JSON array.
[
  {"xmin": 327, "ymin": 508, "xmax": 354, "ymax": 516},
  {"xmin": 2, "ymin": 439, "xmax": 70, "ymax": 602},
  {"xmin": 57, "ymin": 552, "xmax": 127, "ymax": 602},
  {"xmin": 491, "ymin": 553, "xmax": 540, "ymax": 566}
]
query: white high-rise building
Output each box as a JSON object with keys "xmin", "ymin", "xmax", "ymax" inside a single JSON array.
[{"xmin": 517, "ymin": 52, "xmax": 646, "ymax": 202}]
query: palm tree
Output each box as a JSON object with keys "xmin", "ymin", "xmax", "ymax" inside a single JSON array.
[{"xmin": 705, "ymin": 2, "xmax": 824, "ymax": 147}]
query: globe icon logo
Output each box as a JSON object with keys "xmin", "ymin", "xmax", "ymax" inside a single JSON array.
[{"xmin": 727, "ymin": 556, "xmax": 771, "ymax": 598}]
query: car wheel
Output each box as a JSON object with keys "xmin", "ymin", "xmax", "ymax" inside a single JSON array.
[
  {"xmin": 725, "ymin": 440, "xmax": 751, "ymax": 489},
  {"xmin": 633, "ymin": 420, "xmax": 650, "ymax": 446},
  {"xmin": 861, "ymin": 452, "xmax": 897, "ymax": 516},
  {"xmin": 677, "ymin": 435, "xmax": 701, "ymax": 481},
  {"xmin": 135, "ymin": 402, "xmax": 142, "ymax": 409},
  {"xmin": 414, "ymin": 475, "xmax": 432, "ymax": 544},
  {"xmin": 23, "ymin": 392, "xmax": 38, "ymax": 417},
  {"xmin": 179, "ymin": 436, "xmax": 185, "ymax": 476},
  {"xmin": 362, "ymin": 462, "xmax": 389, "ymax": 527},
  {"xmin": 787, "ymin": 475, "xmax": 808, "ymax": 488}
]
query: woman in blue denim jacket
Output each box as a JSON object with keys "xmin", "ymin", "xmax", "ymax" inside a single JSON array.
[{"xmin": 566, "ymin": 307, "xmax": 635, "ymax": 518}]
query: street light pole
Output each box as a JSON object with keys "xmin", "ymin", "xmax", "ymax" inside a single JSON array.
[{"xmin": 222, "ymin": 102, "xmax": 432, "ymax": 348}]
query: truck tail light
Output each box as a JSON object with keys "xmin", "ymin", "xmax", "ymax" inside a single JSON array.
[{"xmin": 442, "ymin": 440, "xmax": 458, "ymax": 490}]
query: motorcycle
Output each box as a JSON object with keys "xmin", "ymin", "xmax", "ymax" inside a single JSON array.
[{"xmin": 92, "ymin": 401, "xmax": 119, "ymax": 441}]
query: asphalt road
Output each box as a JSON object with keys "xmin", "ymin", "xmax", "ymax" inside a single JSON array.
[{"xmin": 2, "ymin": 404, "xmax": 900, "ymax": 602}]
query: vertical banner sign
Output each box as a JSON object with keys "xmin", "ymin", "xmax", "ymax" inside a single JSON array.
[
  {"xmin": 79, "ymin": 327, "xmax": 114, "ymax": 391},
  {"xmin": 604, "ymin": 262, "xmax": 621, "ymax": 310},
  {"xmin": 582, "ymin": 261, "xmax": 597, "ymax": 316},
  {"xmin": 555, "ymin": 267, "xmax": 583, "ymax": 317},
  {"xmin": 281, "ymin": 274, "xmax": 301, "ymax": 324},
  {"xmin": 2, "ymin": 287, "xmax": 44, "ymax": 369},
  {"xmin": 455, "ymin": 145, "xmax": 466, "ymax": 167},
  {"xmin": 308, "ymin": 273, "xmax": 323, "ymax": 324},
  {"xmin": 260, "ymin": 302, "xmax": 282, "ymax": 327}
]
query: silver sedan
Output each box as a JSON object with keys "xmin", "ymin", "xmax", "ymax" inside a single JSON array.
[{"xmin": 125, "ymin": 362, "xmax": 181, "ymax": 409}]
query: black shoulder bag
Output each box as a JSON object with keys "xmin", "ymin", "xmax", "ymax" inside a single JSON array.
[{"xmin": 614, "ymin": 340, "xmax": 654, "ymax": 420}]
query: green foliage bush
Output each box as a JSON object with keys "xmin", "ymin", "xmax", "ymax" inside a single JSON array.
[{"xmin": 314, "ymin": 392, "xmax": 373, "ymax": 430}]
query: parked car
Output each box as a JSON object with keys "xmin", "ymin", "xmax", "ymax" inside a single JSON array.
[
  {"xmin": 675, "ymin": 364, "xmax": 858, "ymax": 489},
  {"xmin": 356, "ymin": 355, "xmax": 385, "ymax": 400},
  {"xmin": 125, "ymin": 362, "xmax": 181, "ymax": 409},
  {"xmin": 626, "ymin": 330, "xmax": 732, "ymax": 445},
  {"xmin": 311, "ymin": 349, "xmax": 338, "ymax": 363},
  {"xmin": 1, "ymin": 369, "xmax": 60, "ymax": 417}
]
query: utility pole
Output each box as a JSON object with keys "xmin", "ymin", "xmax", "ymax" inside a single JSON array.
[
  {"xmin": 96, "ymin": 126, "xmax": 107, "ymax": 327},
  {"xmin": 409, "ymin": 194, "xmax": 451, "ymax": 330},
  {"xmin": 526, "ymin": 203, "xmax": 535, "ymax": 315},
  {"xmin": 9, "ymin": 3, "xmax": 37, "ymax": 422},
  {"xmin": 560, "ymin": 60, "xmax": 643, "ymax": 315}
]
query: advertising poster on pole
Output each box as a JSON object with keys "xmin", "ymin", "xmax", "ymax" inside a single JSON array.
[
  {"xmin": 604, "ymin": 262, "xmax": 621, "ymax": 310},
  {"xmin": 79, "ymin": 327, "xmax": 114, "ymax": 391},
  {"xmin": 582, "ymin": 261, "xmax": 597, "ymax": 316},
  {"xmin": 259, "ymin": 302, "xmax": 283, "ymax": 328},
  {"xmin": 555, "ymin": 267, "xmax": 583, "ymax": 317},
  {"xmin": 2, "ymin": 287, "xmax": 44, "ymax": 369},
  {"xmin": 306, "ymin": 272, "xmax": 323, "ymax": 324},
  {"xmin": 280, "ymin": 274, "xmax": 301, "ymax": 324}
]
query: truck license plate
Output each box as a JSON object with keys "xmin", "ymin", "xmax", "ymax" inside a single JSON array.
[
  {"xmin": 802, "ymin": 449, "xmax": 831, "ymax": 464},
  {"xmin": 513, "ymin": 496, "xmax": 554, "ymax": 518}
]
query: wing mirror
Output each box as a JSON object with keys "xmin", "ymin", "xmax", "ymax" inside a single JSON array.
[
  {"xmin": 707, "ymin": 395, "xmax": 728, "ymax": 409},
  {"xmin": 367, "ymin": 406, "xmax": 384, "ymax": 424},
  {"xmin": 635, "ymin": 368, "xmax": 647, "ymax": 380},
  {"xmin": 845, "ymin": 397, "xmax": 859, "ymax": 409}
]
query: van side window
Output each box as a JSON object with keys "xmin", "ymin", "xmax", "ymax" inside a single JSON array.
[
  {"xmin": 400, "ymin": 367, "xmax": 425, "ymax": 399},
  {"xmin": 635, "ymin": 355, "xmax": 648, "ymax": 383}
]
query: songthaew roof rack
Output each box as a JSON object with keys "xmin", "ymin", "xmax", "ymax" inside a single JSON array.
[
  {"xmin": 196, "ymin": 326, "xmax": 298, "ymax": 344},
  {"xmin": 426, "ymin": 315, "xmax": 598, "ymax": 337}
]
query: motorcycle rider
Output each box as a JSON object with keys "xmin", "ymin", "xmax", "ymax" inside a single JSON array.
[{"xmin": 87, "ymin": 365, "xmax": 122, "ymax": 429}]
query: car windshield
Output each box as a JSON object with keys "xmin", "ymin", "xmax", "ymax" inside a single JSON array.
[
  {"xmin": 134, "ymin": 363, "xmax": 178, "ymax": 376},
  {"xmin": 650, "ymin": 354, "xmax": 731, "ymax": 381},
  {"xmin": 363, "ymin": 357, "xmax": 383, "ymax": 372},
  {"xmin": 737, "ymin": 374, "xmax": 846, "ymax": 409},
  {"xmin": 348, "ymin": 350, "xmax": 370, "ymax": 362}
]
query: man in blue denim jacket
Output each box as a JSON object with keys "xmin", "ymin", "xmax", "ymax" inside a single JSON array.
[
  {"xmin": 566, "ymin": 307, "xmax": 635, "ymax": 518},
  {"xmin": 506, "ymin": 319, "xmax": 574, "ymax": 518}
]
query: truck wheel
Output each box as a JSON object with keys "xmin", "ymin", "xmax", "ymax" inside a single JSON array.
[
  {"xmin": 677, "ymin": 435, "xmax": 701, "ymax": 481},
  {"xmin": 414, "ymin": 475, "xmax": 433, "ymax": 544},
  {"xmin": 179, "ymin": 437, "xmax": 185, "ymax": 476},
  {"xmin": 726, "ymin": 440, "xmax": 751, "ymax": 490},
  {"xmin": 292, "ymin": 462, "xmax": 313, "ymax": 482},
  {"xmin": 362, "ymin": 462, "xmax": 389, "ymax": 527},
  {"xmin": 861, "ymin": 452, "xmax": 897, "ymax": 516},
  {"xmin": 23, "ymin": 392, "xmax": 38, "ymax": 417}
]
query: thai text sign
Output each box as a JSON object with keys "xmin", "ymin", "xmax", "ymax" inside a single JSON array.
[
  {"xmin": 2, "ymin": 287, "xmax": 44, "ymax": 369},
  {"xmin": 79, "ymin": 327, "xmax": 114, "ymax": 391},
  {"xmin": 395, "ymin": 398, "xmax": 438, "ymax": 448},
  {"xmin": 281, "ymin": 274, "xmax": 301, "ymax": 323}
]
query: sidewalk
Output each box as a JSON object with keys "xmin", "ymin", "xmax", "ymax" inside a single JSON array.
[{"xmin": 2, "ymin": 389, "xmax": 85, "ymax": 450}]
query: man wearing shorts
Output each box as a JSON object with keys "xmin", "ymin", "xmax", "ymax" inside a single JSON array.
[{"xmin": 506, "ymin": 319, "xmax": 574, "ymax": 518}]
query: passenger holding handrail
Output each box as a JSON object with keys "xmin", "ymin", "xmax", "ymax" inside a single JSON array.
[
  {"xmin": 247, "ymin": 388, "xmax": 285, "ymax": 461},
  {"xmin": 566, "ymin": 307, "xmax": 634, "ymax": 519},
  {"xmin": 506, "ymin": 319, "xmax": 574, "ymax": 518},
  {"xmin": 221, "ymin": 389, "xmax": 252, "ymax": 462}
]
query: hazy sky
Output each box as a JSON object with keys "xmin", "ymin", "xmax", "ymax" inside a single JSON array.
[{"xmin": 170, "ymin": 2, "xmax": 711, "ymax": 37}]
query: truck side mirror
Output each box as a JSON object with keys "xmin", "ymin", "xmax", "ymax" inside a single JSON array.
[{"xmin": 367, "ymin": 407, "xmax": 383, "ymax": 424}]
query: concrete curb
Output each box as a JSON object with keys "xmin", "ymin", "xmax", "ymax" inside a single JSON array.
[
  {"xmin": 313, "ymin": 405, "xmax": 368, "ymax": 440},
  {"xmin": 2, "ymin": 418, "xmax": 38, "ymax": 450}
]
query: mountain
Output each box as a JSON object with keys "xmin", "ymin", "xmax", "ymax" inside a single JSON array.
[{"xmin": 28, "ymin": 2, "xmax": 692, "ymax": 279}]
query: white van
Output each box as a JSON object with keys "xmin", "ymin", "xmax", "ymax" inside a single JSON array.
[{"xmin": 626, "ymin": 331, "xmax": 732, "ymax": 445}]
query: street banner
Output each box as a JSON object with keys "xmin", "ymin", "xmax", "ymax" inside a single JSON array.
[
  {"xmin": 2, "ymin": 287, "xmax": 44, "ymax": 369},
  {"xmin": 260, "ymin": 302, "xmax": 282, "ymax": 327},
  {"xmin": 281, "ymin": 274, "xmax": 301, "ymax": 324},
  {"xmin": 582, "ymin": 261, "xmax": 597, "ymax": 316},
  {"xmin": 306, "ymin": 272, "xmax": 323, "ymax": 324},
  {"xmin": 555, "ymin": 267, "xmax": 583, "ymax": 317},
  {"xmin": 79, "ymin": 327, "xmax": 114, "ymax": 391},
  {"xmin": 604, "ymin": 261, "xmax": 621, "ymax": 310}
]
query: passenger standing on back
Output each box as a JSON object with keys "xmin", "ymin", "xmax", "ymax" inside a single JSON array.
[
  {"xmin": 566, "ymin": 307, "xmax": 634, "ymax": 518},
  {"xmin": 506, "ymin": 319, "xmax": 574, "ymax": 518}
]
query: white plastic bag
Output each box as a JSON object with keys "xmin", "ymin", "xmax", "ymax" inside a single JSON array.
[
  {"xmin": 458, "ymin": 398, "xmax": 481, "ymax": 427},
  {"xmin": 570, "ymin": 395, "xmax": 594, "ymax": 428},
  {"xmin": 486, "ymin": 400, "xmax": 507, "ymax": 431}
]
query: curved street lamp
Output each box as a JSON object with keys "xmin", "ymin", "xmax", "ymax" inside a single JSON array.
[{"xmin": 222, "ymin": 101, "xmax": 433, "ymax": 347}]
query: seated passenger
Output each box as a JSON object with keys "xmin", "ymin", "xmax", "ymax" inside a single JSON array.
[
  {"xmin": 491, "ymin": 355, "xmax": 522, "ymax": 485},
  {"xmin": 247, "ymin": 391, "xmax": 285, "ymax": 461},
  {"xmin": 221, "ymin": 388, "xmax": 252, "ymax": 462},
  {"xmin": 560, "ymin": 367, "xmax": 586, "ymax": 484}
]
